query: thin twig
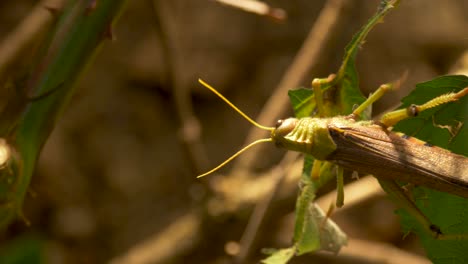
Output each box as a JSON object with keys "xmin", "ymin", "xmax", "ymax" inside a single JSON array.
[
  {"xmin": 234, "ymin": 152, "xmax": 299, "ymax": 263},
  {"xmin": 150, "ymin": 0, "xmax": 210, "ymax": 174},
  {"xmin": 213, "ymin": 0, "xmax": 287, "ymax": 22}
]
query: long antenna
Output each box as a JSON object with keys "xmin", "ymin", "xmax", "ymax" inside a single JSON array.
[
  {"xmin": 197, "ymin": 79, "xmax": 275, "ymax": 178},
  {"xmin": 198, "ymin": 79, "xmax": 275, "ymax": 131},
  {"xmin": 197, "ymin": 138, "xmax": 273, "ymax": 178}
]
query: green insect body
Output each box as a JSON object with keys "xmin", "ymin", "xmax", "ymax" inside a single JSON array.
[{"xmin": 272, "ymin": 115, "xmax": 468, "ymax": 198}]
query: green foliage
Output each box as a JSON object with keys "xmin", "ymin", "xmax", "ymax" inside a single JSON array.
[
  {"xmin": 293, "ymin": 185, "xmax": 320, "ymax": 255},
  {"xmin": 288, "ymin": 88, "xmax": 314, "ymax": 118},
  {"xmin": 335, "ymin": 0, "xmax": 400, "ymax": 113},
  {"xmin": 261, "ymin": 247, "xmax": 296, "ymax": 264},
  {"xmin": 393, "ymin": 75, "xmax": 468, "ymax": 264}
]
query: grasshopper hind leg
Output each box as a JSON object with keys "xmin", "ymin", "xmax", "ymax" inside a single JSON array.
[{"xmin": 380, "ymin": 86, "xmax": 468, "ymax": 127}]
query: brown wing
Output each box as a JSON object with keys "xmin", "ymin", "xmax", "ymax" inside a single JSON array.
[{"xmin": 325, "ymin": 123, "xmax": 468, "ymax": 198}]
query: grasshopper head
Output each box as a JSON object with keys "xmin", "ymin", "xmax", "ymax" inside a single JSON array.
[
  {"xmin": 271, "ymin": 118, "xmax": 298, "ymax": 148},
  {"xmin": 270, "ymin": 117, "xmax": 337, "ymax": 160}
]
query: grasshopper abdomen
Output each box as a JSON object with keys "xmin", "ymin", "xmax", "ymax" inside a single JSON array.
[{"xmin": 325, "ymin": 121, "xmax": 468, "ymax": 198}]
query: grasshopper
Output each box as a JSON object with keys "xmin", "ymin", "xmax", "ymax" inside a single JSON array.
[{"xmin": 197, "ymin": 78, "xmax": 468, "ymax": 240}]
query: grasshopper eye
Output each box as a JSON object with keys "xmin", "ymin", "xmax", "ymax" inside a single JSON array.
[{"xmin": 275, "ymin": 119, "xmax": 283, "ymax": 128}]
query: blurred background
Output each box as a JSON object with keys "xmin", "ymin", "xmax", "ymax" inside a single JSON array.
[{"xmin": 0, "ymin": 0, "xmax": 467, "ymax": 263}]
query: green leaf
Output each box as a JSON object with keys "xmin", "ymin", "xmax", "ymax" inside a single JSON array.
[
  {"xmin": 291, "ymin": 158, "xmax": 346, "ymax": 256},
  {"xmin": 295, "ymin": 194, "xmax": 348, "ymax": 255},
  {"xmin": 333, "ymin": 0, "xmax": 400, "ymax": 115},
  {"xmin": 295, "ymin": 201, "xmax": 321, "ymax": 255},
  {"xmin": 293, "ymin": 184, "xmax": 319, "ymax": 254},
  {"xmin": 304, "ymin": 203, "xmax": 347, "ymax": 254},
  {"xmin": 261, "ymin": 247, "xmax": 296, "ymax": 264},
  {"xmin": 393, "ymin": 75, "xmax": 468, "ymax": 264},
  {"xmin": 263, "ymin": 199, "xmax": 347, "ymax": 264},
  {"xmin": 288, "ymin": 88, "xmax": 315, "ymax": 118}
]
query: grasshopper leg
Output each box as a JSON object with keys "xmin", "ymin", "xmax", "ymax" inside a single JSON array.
[
  {"xmin": 312, "ymin": 74, "xmax": 336, "ymax": 117},
  {"xmin": 380, "ymin": 86, "xmax": 468, "ymax": 127},
  {"xmin": 336, "ymin": 166, "xmax": 344, "ymax": 208},
  {"xmin": 349, "ymin": 83, "xmax": 394, "ymax": 119},
  {"xmin": 350, "ymin": 72, "xmax": 409, "ymax": 120}
]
